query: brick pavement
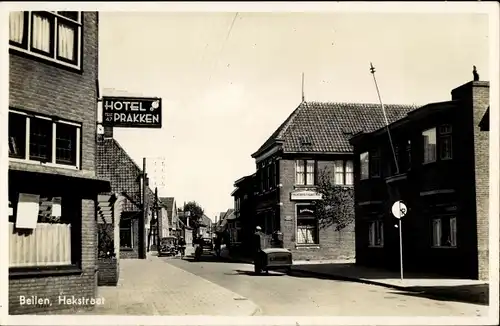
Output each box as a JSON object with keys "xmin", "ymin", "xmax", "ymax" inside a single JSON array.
[{"xmin": 79, "ymin": 254, "xmax": 260, "ymax": 315}]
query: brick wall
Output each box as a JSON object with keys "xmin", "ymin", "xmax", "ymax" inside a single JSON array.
[
  {"xmin": 279, "ymin": 158, "xmax": 356, "ymax": 261},
  {"xmin": 8, "ymin": 12, "xmax": 100, "ymax": 314}
]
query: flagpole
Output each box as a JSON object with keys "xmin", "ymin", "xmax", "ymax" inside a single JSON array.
[{"xmin": 369, "ymin": 63, "xmax": 404, "ymax": 281}]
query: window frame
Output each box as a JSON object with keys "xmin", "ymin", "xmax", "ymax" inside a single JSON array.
[
  {"xmin": 120, "ymin": 219, "xmax": 134, "ymax": 250},
  {"xmin": 9, "ymin": 11, "xmax": 83, "ymax": 71},
  {"xmin": 370, "ymin": 148, "xmax": 381, "ymax": 178},
  {"xmin": 8, "ymin": 109, "xmax": 82, "ymax": 170},
  {"xmin": 368, "ymin": 220, "xmax": 384, "ymax": 248},
  {"xmin": 333, "ymin": 160, "xmax": 354, "ymax": 186},
  {"xmin": 438, "ymin": 124, "xmax": 453, "ymax": 160},
  {"xmin": 431, "ymin": 215, "xmax": 457, "ymax": 248},
  {"xmin": 422, "ymin": 127, "xmax": 437, "ymax": 164},
  {"xmin": 360, "ymin": 152, "xmax": 370, "ymax": 180},
  {"xmin": 295, "ymin": 203, "xmax": 319, "ymax": 245},
  {"xmin": 295, "ymin": 159, "xmax": 316, "ymax": 186}
]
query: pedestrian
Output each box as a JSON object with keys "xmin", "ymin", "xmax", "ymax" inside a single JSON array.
[
  {"xmin": 214, "ymin": 233, "xmax": 222, "ymax": 257},
  {"xmin": 253, "ymin": 226, "xmax": 264, "ymax": 271},
  {"xmin": 178, "ymin": 236, "xmax": 186, "ymax": 259}
]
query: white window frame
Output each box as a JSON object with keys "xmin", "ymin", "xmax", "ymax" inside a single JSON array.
[
  {"xmin": 295, "ymin": 159, "xmax": 316, "ymax": 185},
  {"xmin": 8, "ymin": 109, "xmax": 81, "ymax": 170},
  {"xmin": 9, "ymin": 11, "xmax": 83, "ymax": 70},
  {"xmin": 422, "ymin": 127, "xmax": 437, "ymax": 164},
  {"xmin": 360, "ymin": 152, "xmax": 370, "ymax": 180},
  {"xmin": 368, "ymin": 220, "xmax": 384, "ymax": 247},
  {"xmin": 431, "ymin": 216, "xmax": 457, "ymax": 248},
  {"xmin": 333, "ymin": 160, "xmax": 345, "ymax": 185}
]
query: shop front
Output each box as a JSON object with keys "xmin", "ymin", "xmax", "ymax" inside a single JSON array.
[{"xmin": 8, "ymin": 165, "xmax": 110, "ymax": 314}]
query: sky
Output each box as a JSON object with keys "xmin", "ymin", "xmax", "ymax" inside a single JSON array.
[{"xmin": 98, "ymin": 11, "xmax": 490, "ymax": 222}]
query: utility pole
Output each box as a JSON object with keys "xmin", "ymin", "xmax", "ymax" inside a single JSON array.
[
  {"xmin": 369, "ymin": 62, "xmax": 404, "ymax": 281},
  {"xmin": 155, "ymin": 187, "xmax": 161, "ymax": 253},
  {"xmin": 140, "ymin": 157, "xmax": 148, "ymax": 259}
]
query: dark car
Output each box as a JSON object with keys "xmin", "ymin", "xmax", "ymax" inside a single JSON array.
[{"xmin": 254, "ymin": 248, "xmax": 293, "ymax": 275}]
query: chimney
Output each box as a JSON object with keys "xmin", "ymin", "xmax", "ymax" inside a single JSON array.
[{"xmin": 451, "ymin": 78, "xmax": 489, "ymax": 281}]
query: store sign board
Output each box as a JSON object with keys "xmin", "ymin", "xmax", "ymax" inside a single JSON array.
[
  {"xmin": 102, "ymin": 97, "xmax": 162, "ymax": 128},
  {"xmin": 290, "ymin": 190, "xmax": 323, "ymax": 201}
]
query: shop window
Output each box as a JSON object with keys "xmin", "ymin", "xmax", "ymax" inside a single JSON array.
[
  {"xmin": 431, "ymin": 216, "xmax": 457, "ymax": 248},
  {"xmin": 368, "ymin": 220, "xmax": 384, "ymax": 247},
  {"xmin": 296, "ymin": 205, "xmax": 318, "ymax": 245},
  {"xmin": 8, "ymin": 193, "xmax": 79, "ymax": 268},
  {"xmin": 9, "ymin": 11, "xmax": 83, "ymax": 70},
  {"xmin": 8, "ymin": 110, "xmax": 81, "ymax": 169},
  {"xmin": 120, "ymin": 219, "xmax": 133, "ymax": 249}
]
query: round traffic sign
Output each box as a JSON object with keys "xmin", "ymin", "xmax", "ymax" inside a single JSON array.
[{"xmin": 391, "ymin": 200, "xmax": 407, "ymax": 219}]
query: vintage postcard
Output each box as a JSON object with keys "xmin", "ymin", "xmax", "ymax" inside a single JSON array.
[{"xmin": 1, "ymin": 1, "xmax": 499, "ymax": 326}]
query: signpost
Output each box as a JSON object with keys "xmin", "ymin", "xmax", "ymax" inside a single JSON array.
[
  {"xmin": 391, "ymin": 200, "xmax": 407, "ymax": 281},
  {"xmin": 102, "ymin": 96, "xmax": 162, "ymax": 128}
]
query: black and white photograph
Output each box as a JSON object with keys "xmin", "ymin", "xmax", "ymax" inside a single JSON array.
[{"xmin": 1, "ymin": 1, "xmax": 499, "ymax": 325}]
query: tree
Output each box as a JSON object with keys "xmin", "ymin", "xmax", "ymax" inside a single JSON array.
[
  {"xmin": 314, "ymin": 167, "xmax": 355, "ymax": 231},
  {"xmin": 183, "ymin": 201, "xmax": 204, "ymax": 234}
]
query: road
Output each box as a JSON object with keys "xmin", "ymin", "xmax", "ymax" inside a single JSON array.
[{"xmin": 163, "ymin": 255, "xmax": 487, "ymax": 316}]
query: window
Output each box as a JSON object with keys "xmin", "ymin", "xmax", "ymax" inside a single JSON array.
[
  {"xmin": 431, "ymin": 216, "xmax": 457, "ymax": 248},
  {"xmin": 295, "ymin": 160, "xmax": 315, "ymax": 185},
  {"xmin": 9, "ymin": 194, "xmax": 78, "ymax": 268},
  {"xmin": 8, "ymin": 111, "xmax": 81, "ymax": 169},
  {"xmin": 120, "ymin": 219, "xmax": 133, "ymax": 249},
  {"xmin": 360, "ymin": 152, "xmax": 369, "ymax": 180},
  {"xmin": 333, "ymin": 160, "xmax": 354, "ymax": 185},
  {"xmin": 9, "ymin": 11, "xmax": 82, "ymax": 69},
  {"xmin": 334, "ymin": 160, "xmax": 344, "ymax": 185},
  {"xmin": 422, "ymin": 128, "xmax": 437, "ymax": 163},
  {"xmin": 368, "ymin": 220, "xmax": 384, "ymax": 247},
  {"xmin": 296, "ymin": 205, "xmax": 318, "ymax": 245},
  {"xmin": 370, "ymin": 149, "xmax": 381, "ymax": 178},
  {"xmin": 269, "ymin": 162, "xmax": 275, "ymax": 188},
  {"xmin": 439, "ymin": 125, "xmax": 453, "ymax": 160},
  {"xmin": 406, "ymin": 140, "xmax": 412, "ymax": 170},
  {"xmin": 274, "ymin": 160, "xmax": 279, "ymax": 186}
]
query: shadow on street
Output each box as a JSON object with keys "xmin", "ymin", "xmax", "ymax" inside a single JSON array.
[
  {"xmin": 225, "ymin": 269, "xmax": 287, "ymax": 277},
  {"xmin": 182, "ymin": 254, "xmax": 241, "ymax": 264},
  {"xmin": 385, "ymin": 285, "xmax": 489, "ymax": 306},
  {"xmin": 289, "ymin": 268, "xmax": 489, "ymax": 306}
]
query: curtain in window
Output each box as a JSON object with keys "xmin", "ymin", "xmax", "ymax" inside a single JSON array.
[
  {"xmin": 297, "ymin": 225, "xmax": 315, "ymax": 244},
  {"xmin": 432, "ymin": 219, "xmax": 441, "ymax": 246},
  {"xmin": 9, "ymin": 12, "xmax": 24, "ymax": 43},
  {"xmin": 360, "ymin": 152, "xmax": 369, "ymax": 179},
  {"xmin": 32, "ymin": 14, "xmax": 51, "ymax": 53},
  {"xmin": 306, "ymin": 160, "xmax": 315, "ymax": 185},
  {"xmin": 58, "ymin": 23, "xmax": 75, "ymax": 60},
  {"xmin": 449, "ymin": 217, "xmax": 457, "ymax": 247},
  {"xmin": 334, "ymin": 160, "xmax": 344, "ymax": 185},
  {"xmin": 296, "ymin": 160, "xmax": 305, "ymax": 185},
  {"xmin": 345, "ymin": 160, "xmax": 354, "ymax": 185},
  {"xmin": 423, "ymin": 129, "xmax": 437, "ymax": 162}
]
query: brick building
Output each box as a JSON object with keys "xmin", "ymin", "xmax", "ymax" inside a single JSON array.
[
  {"xmin": 250, "ymin": 101, "xmax": 416, "ymax": 261},
  {"xmin": 160, "ymin": 197, "xmax": 180, "ymax": 238},
  {"xmin": 96, "ymin": 126, "xmax": 155, "ymax": 260},
  {"xmin": 8, "ymin": 12, "xmax": 111, "ymax": 314},
  {"xmin": 349, "ymin": 79, "xmax": 490, "ymax": 280}
]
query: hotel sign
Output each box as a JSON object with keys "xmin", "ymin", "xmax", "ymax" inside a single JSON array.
[
  {"xmin": 102, "ymin": 97, "xmax": 162, "ymax": 128},
  {"xmin": 290, "ymin": 190, "xmax": 323, "ymax": 201}
]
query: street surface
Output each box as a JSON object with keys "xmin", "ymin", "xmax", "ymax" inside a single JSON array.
[{"xmin": 164, "ymin": 255, "xmax": 488, "ymax": 316}]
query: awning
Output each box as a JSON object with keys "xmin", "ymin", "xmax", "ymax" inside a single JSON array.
[{"xmin": 9, "ymin": 162, "xmax": 111, "ymax": 196}]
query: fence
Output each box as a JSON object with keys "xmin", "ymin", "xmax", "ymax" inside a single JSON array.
[{"xmin": 9, "ymin": 222, "xmax": 72, "ymax": 267}]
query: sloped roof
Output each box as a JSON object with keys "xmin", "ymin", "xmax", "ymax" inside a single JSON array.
[
  {"xmin": 219, "ymin": 212, "xmax": 226, "ymax": 221},
  {"xmin": 252, "ymin": 101, "xmax": 418, "ymax": 157},
  {"xmin": 159, "ymin": 197, "xmax": 175, "ymax": 218}
]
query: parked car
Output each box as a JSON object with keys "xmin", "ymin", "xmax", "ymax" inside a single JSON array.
[
  {"xmin": 254, "ymin": 248, "xmax": 293, "ymax": 275},
  {"xmin": 158, "ymin": 236, "xmax": 178, "ymax": 257}
]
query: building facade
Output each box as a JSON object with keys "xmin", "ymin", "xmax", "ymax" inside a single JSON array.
[
  {"xmin": 8, "ymin": 11, "xmax": 111, "ymax": 314},
  {"xmin": 349, "ymin": 80, "xmax": 489, "ymax": 280},
  {"xmin": 96, "ymin": 126, "xmax": 155, "ymax": 259},
  {"xmin": 160, "ymin": 197, "xmax": 180, "ymax": 238},
  {"xmin": 230, "ymin": 174, "xmax": 257, "ymax": 254},
  {"xmin": 250, "ymin": 101, "xmax": 416, "ymax": 261}
]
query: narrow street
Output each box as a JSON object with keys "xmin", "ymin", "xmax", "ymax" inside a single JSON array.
[{"xmin": 164, "ymin": 255, "xmax": 487, "ymax": 317}]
